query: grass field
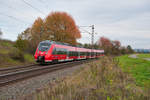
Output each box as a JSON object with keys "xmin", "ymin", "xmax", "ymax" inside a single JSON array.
[
  {"xmin": 137, "ymin": 54, "xmax": 150, "ymax": 59},
  {"xmin": 118, "ymin": 54, "xmax": 150, "ymax": 89}
]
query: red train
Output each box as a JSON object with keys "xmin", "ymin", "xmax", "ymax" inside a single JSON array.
[{"xmin": 34, "ymin": 40, "xmax": 104, "ymax": 63}]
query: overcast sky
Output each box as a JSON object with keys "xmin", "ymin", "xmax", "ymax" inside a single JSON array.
[{"xmin": 0, "ymin": 0, "xmax": 150, "ymax": 49}]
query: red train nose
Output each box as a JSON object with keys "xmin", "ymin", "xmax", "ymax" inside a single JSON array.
[{"xmin": 38, "ymin": 51, "xmax": 46, "ymax": 56}]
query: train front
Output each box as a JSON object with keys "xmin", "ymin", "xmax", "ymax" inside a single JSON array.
[{"xmin": 34, "ymin": 41, "xmax": 52, "ymax": 63}]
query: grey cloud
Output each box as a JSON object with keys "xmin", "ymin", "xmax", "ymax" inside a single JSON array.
[{"xmin": 0, "ymin": 0, "xmax": 150, "ymax": 48}]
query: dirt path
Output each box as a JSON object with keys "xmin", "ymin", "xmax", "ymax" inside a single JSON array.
[
  {"xmin": 129, "ymin": 54, "xmax": 150, "ymax": 61},
  {"xmin": 144, "ymin": 58, "xmax": 150, "ymax": 61},
  {"xmin": 129, "ymin": 54, "xmax": 138, "ymax": 58}
]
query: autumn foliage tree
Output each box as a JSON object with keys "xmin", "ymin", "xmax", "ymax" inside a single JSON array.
[
  {"xmin": 98, "ymin": 37, "xmax": 133, "ymax": 55},
  {"xmin": 98, "ymin": 37, "xmax": 113, "ymax": 54},
  {"xmin": 16, "ymin": 12, "xmax": 81, "ymax": 54},
  {"xmin": 30, "ymin": 17, "xmax": 44, "ymax": 49},
  {"xmin": 44, "ymin": 12, "xmax": 81, "ymax": 44},
  {"xmin": 112, "ymin": 40, "xmax": 121, "ymax": 55}
]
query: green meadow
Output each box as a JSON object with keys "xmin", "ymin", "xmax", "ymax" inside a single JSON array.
[
  {"xmin": 118, "ymin": 54, "xmax": 150, "ymax": 88},
  {"xmin": 137, "ymin": 54, "xmax": 150, "ymax": 59}
]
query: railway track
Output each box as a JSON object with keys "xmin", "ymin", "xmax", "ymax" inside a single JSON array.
[
  {"xmin": 0, "ymin": 59, "xmax": 95, "ymax": 87},
  {"xmin": 0, "ymin": 64, "xmax": 38, "ymax": 75}
]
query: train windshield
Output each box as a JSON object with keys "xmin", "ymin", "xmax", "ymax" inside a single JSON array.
[{"xmin": 38, "ymin": 42, "xmax": 51, "ymax": 52}]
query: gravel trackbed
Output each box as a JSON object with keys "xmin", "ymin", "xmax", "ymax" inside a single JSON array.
[{"xmin": 0, "ymin": 63, "xmax": 85, "ymax": 100}]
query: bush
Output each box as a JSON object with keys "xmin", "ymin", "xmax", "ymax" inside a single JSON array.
[
  {"xmin": 0, "ymin": 54, "xmax": 7, "ymax": 64},
  {"xmin": 14, "ymin": 38, "xmax": 27, "ymax": 51},
  {"xmin": 14, "ymin": 39, "xmax": 37, "ymax": 54},
  {"xmin": 9, "ymin": 48, "xmax": 25, "ymax": 62}
]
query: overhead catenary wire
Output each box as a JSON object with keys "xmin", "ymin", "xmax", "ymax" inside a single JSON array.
[
  {"xmin": 78, "ymin": 27, "xmax": 91, "ymax": 34},
  {"xmin": 36, "ymin": 0, "xmax": 50, "ymax": 12},
  {"xmin": 22, "ymin": 0, "xmax": 46, "ymax": 15},
  {"xmin": 78, "ymin": 25, "xmax": 96, "ymax": 50},
  {"xmin": 0, "ymin": 12, "xmax": 31, "ymax": 24},
  {"xmin": 0, "ymin": 1, "xmax": 36, "ymax": 20},
  {"xmin": 0, "ymin": 2, "xmax": 16, "ymax": 11},
  {"xmin": 36, "ymin": 0, "xmax": 45, "ymax": 4}
]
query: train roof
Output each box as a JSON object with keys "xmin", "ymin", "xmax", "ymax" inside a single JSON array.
[
  {"xmin": 40, "ymin": 40, "xmax": 104, "ymax": 52},
  {"xmin": 40, "ymin": 40, "xmax": 84, "ymax": 47}
]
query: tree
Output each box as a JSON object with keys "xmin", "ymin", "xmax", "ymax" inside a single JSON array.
[
  {"xmin": 98, "ymin": 37, "xmax": 113, "ymax": 54},
  {"xmin": 0, "ymin": 28, "xmax": 2, "ymax": 38},
  {"xmin": 17, "ymin": 12, "xmax": 81, "ymax": 54},
  {"xmin": 120, "ymin": 46, "xmax": 127, "ymax": 54},
  {"xmin": 18, "ymin": 28, "xmax": 31, "ymax": 40},
  {"xmin": 16, "ymin": 28, "xmax": 35, "ymax": 54},
  {"xmin": 30, "ymin": 17, "xmax": 44, "ymax": 49},
  {"xmin": 14, "ymin": 38, "xmax": 28, "ymax": 51},
  {"xmin": 83, "ymin": 43, "xmax": 99, "ymax": 49},
  {"xmin": 44, "ymin": 12, "xmax": 81, "ymax": 45},
  {"xmin": 127, "ymin": 45, "xmax": 134, "ymax": 54},
  {"xmin": 112, "ymin": 40, "xmax": 121, "ymax": 49},
  {"xmin": 112, "ymin": 40, "xmax": 121, "ymax": 55}
]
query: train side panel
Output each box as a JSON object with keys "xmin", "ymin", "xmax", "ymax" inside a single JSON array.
[{"xmin": 34, "ymin": 40, "xmax": 104, "ymax": 64}]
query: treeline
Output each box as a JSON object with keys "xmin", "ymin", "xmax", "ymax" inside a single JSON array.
[
  {"xmin": 98, "ymin": 37, "xmax": 134, "ymax": 55},
  {"xmin": 81, "ymin": 37, "xmax": 134, "ymax": 55}
]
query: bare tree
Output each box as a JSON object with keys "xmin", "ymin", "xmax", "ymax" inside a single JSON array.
[{"xmin": 0, "ymin": 28, "xmax": 2, "ymax": 38}]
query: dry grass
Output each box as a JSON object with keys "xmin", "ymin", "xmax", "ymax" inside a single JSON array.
[{"xmin": 24, "ymin": 57, "xmax": 150, "ymax": 100}]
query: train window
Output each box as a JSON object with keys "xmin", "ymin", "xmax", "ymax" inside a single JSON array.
[
  {"xmin": 73, "ymin": 51, "xmax": 75, "ymax": 56},
  {"xmin": 82, "ymin": 52, "xmax": 84, "ymax": 56},
  {"xmin": 84, "ymin": 52, "xmax": 86, "ymax": 56},
  {"xmin": 80, "ymin": 52, "xmax": 82, "ymax": 56},
  {"xmin": 57, "ymin": 48, "xmax": 63, "ymax": 55},
  {"xmin": 75, "ymin": 51, "xmax": 78, "ymax": 56},
  {"xmin": 52, "ymin": 48, "xmax": 56, "ymax": 54},
  {"xmin": 59, "ymin": 48, "xmax": 62, "ymax": 54},
  {"xmin": 61, "ymin": 48, "xmax": 66, "ymax": 55},
  {"xmin": 91, "ymin": 52, "xmax": 94, "ymax": 56},
  {"xmin": 83, "ymin": 52, "xmax": 85, "ymax": 56},
  {"xmin": 80, "ymin": 52, "xmax": 85, "ymax": 56},
  {"xmin": 68, "ymin": 51, "xmax": 75, "ymax": 56},
  {"xmin": 88, "ymin": 52, "xmax": 90, "ymax": 56},
  {"xmin": 64, "ymin": 49, "xmax": 67, "ymax": 55},
  {"xmin": 74, "ymin": 51, "xmax": 77, "ymax": 56},
  {"xmin": 69, "ymin": 51, "xmax": 71, "ymax": 56},
  {"xmin": 61, "ymin": 48, "xmax": 64, "ymax": 54},
  {"xmin": 55, "ymin": 48, "xmax": 60, "ymax": 55},
  {"xmin": 55, "ymin": 48, "xmax": 58, "ymax": 54},
  {"xmin": 81, "ymin": 52, "xmax": 83, "ymax": 56},
  {"xmin": 38, "ymin": 42, "xmax": 51, "ymax": 52}
]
